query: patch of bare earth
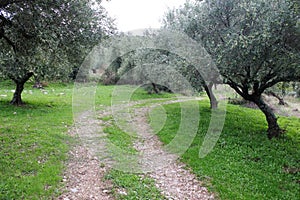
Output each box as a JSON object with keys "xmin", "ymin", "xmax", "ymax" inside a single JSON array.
[
  {"xmin": 59, "ymin": 98, "xmax": 215, "ymax": 200},
  {"xmin": 264, "ymin": 95, "xmax": 300, "ymax": 118},
  {"xmin": 58, "ymin": 112, "xmax": 113, "ymax": 200},
  {"xmin": 132, "ymin": 105, "xmax": 214, "ymax": 200}
]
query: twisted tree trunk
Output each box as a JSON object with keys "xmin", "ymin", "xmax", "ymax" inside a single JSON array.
[
  {"xmin": 10, "ymin": 72, "xmax": 34, "ymax": 105},
  {"xmin": 252, "ymin": 96, "xmax": 282, "ymax": 139}
]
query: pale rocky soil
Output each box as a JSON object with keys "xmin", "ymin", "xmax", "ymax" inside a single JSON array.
[
  {"xmin": 264, "ymin": 95, "xmax": 300, "ymax": 118},
  {"xmin": 132, "ymin": 106, "xmax": 214, "ymax": 200},
  {"xmin": 58, "ymin": 98, "xmax": 214, "ymax": 200},
  {"xmin": 243, "ymin": 95, "xmax": 300, "ymax": 118},
  {"xmin": 58, "ymin": 112, "xmax": 114, "ymax": 200}
]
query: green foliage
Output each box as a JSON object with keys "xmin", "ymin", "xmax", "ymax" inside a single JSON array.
[
  {"xmin": 0, "ymin": 81, "xmax": 73, "ymax": 199},
  {"xmin": 165, "ymin": 0, "xmax": 300, "ymax": 137},
  {"xmin": 166, "ymin": 0, "xmax": 300, "ymax": 95},
  {"xmin": 153, "ymin": 101, "xmax": 300, "ymax": 200},
  {"xmin": 0, "ymin": 0, "xmax": 112, "ymax": 80},
  {"xmin": 102, "ymin": 47, "xmax": 205, "ymax": 94},
  {"xmin": 0, "ymin": 0, "xmax": 115, "ymax": 104}
]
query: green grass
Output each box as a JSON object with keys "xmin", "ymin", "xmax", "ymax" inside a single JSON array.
[
  {"xmin": 3, "ymin": 81, "xmax": 298, "ymax": 200},
  {"xmin": 96, "ymin": 84, "xmax": 175, "ymax": 109},
  {"xmin": 98, "ymin": 86, "xmax": 177, "ymax": 199},
  {"xmin": 102, "ymin": 120, "xmax": 164, "ymax": 199},
  {"xmin": 103, "ymin": 122, "xmax": 137, "ymax": 154},
  {"xmin": 0, "ymin": 81, "xmax": 73, "ymax": 199},
  {"xmin": 102, "ymin": 117, "xmax": 166, "ymax": 199},
  {"xmin": 153, "ymin": 100, "xmax": 300, "ymax": 200},
  {"xmin": 105, "ymin": 170, "xmax": 166, "ymax": 200}
]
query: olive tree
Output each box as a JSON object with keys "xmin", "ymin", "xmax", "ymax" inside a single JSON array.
[
  {"xmin": 0, "ymin": 0, "xmax": 114, "ymax": 105},
  {"xmin": 102, "ymin": 31, "xmax": 218, "ymax": 108},
  {"xmin": 165, "ymin": 0, "xmax": 300, "ymax": 138}
]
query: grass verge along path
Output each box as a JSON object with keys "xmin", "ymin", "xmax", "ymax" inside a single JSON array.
[
  {"xmin": 153, "ymin": 101, "xmax": 300, "ymax": 200},
  {"xmin": 0, "ymin": 81, "xmax": 73, "ymax": 199}
]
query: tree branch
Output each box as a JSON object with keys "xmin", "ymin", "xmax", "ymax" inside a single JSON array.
[
  {"xmin": 0, "ymin": 0, "xmax": 26, "ymax": 8},
  {"xmin": 2, "ymin": 34, "xmax": 16, "ymax": 52},
  {"xmin": 0, "ymin": 14, "xmax": 12, "ymax": 26}
]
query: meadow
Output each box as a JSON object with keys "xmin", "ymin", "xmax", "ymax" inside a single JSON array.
[
  {"xmin": 153, "ymin": 101, "xmax": 300, "ymax": 200},
  {"xmin": 0, "ymin": 81, "xmax": 299, "ymax": 199}
]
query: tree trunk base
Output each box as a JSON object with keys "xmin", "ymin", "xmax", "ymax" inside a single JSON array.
[
  {"xmin": 10, "ymin": 72, "xmax": 33, "ymax": 106},
  {"xmin": 210, "ymin": 100, "xmax": 218, "ymax": 109},
  {"xmin": 252, "ymin": 96, "xmax": 283, "ymax": 139},
  {"xmin": 10, "ymin": 98, "xmax": 25, "ymax": 106},
  {"xmin": 267, "ymin": 126, "xmax": 284, "ymax": 139}
]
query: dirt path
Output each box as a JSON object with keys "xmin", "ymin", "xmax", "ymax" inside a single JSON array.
[
  {"xmin": 132, "ymin": 106, "xmax": 214, "ymax": 200},
  {"xmin": 58, "ymin": 111, "xmax": 114, "ymax": 200},
  {"xmin": 58, "ymin": 98, "xmax": 214, "ymax": 200}
]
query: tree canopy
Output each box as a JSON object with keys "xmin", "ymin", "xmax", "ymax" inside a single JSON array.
[
  {"xmin": 0, "ymin": 0, "xmax": 115, "ymax": 105},
  {"xmin": 165, "ymin": 0, "xmax": 300, "ymax": 138}
]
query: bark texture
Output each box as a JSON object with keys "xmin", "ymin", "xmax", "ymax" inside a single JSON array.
[
  {"xmin": 253, "ymin": 96, "xmax": 282, "ymax": 139},
  {"xmin": 204, "ymin": 82, "xmax": 218, "ymax": 109},
  {"xmin": 10, "ymin": 72, "xmax": 33, "ymax": 105}
]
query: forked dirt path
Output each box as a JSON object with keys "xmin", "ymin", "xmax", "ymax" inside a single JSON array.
[{"xmin": 58, "ymin": 98, "xmax": 214, "ymax": 200}]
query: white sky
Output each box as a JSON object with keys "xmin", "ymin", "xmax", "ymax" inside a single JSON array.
[{"xmin": 102, "ymin": 0, "xmax": 187, "ymax": 32}]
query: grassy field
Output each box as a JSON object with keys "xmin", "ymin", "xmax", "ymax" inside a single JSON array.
[
  {"xmin": 96, "ymin": 84, "xmax": 175, "ymax": 108},
  {"xmin": 1, "ymin": 81, "xmax": 299, "ymax": 199},
  {"xmin": 0, "ymin": 81, "xmax": 174, "ymax": 199},
  {"xmin": 153, "ymin": 101, "xmax": 300, "ymax": 200},
  {"xmin": 0, "ymin": 81, "xmax": 73, "ymax": 199}
]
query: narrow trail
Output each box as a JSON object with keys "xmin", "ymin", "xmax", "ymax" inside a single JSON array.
[
  {"xmin": 132, "ymin": 106, "xmax": 214, "ymax": 200},
  {"xmin": 58, "ymin": 98, "xmax": 214, "ymax": 200},
  {"xmin": 58, "ymin": 112, "xmax": 114, "ymax": 200}
]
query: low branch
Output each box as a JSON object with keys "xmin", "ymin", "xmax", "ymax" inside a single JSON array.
[
  {"xmin": 2, "ymin": 34, "xmax": 16, "ymax": 52},
  {"xmin": 227, "ymin": 80, "xmax": 246, "ymax": 99},
  {"xmin": 265, "ymin": 91, "xmax": 286, "ymax": 105}
]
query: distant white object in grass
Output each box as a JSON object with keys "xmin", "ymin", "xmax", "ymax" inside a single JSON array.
[
  {"xmin": 0, "ymin": 94, "xmax": 7, "ymax": 97},
  {"xmin": 41, "ymin": 90, "xmax": 48, "ymax": 94},
  {"xmin": 70, "ymin": 188, "xmax": 78, "ymax": 193}
]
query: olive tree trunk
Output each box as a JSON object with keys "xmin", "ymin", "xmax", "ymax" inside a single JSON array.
[
  {"xmin": 253, "ymin": 96, "xmax": 282, "ymax": 139},
  {"xmin": 151, "ymin": 83, "xmax": 159, "ymax": 94},
  {"xmin": 10, "ymin": 72, "xmax": 34, "ymax": 105},
  {"xmin": 204, "ymin": 82, "xmax": 218, "ymax": 109}
]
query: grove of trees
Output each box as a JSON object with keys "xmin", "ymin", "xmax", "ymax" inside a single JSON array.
[
  {"xmin": 1, "ymin": 0, "xmax": 299, "ymax": 139},
  {"xmin": 0, "ymin": 0, "xmax": 115, "ymax": 105},
  {"xmin": 164, "ymin": 0, "xmax": 300, "ymax": 138}
]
